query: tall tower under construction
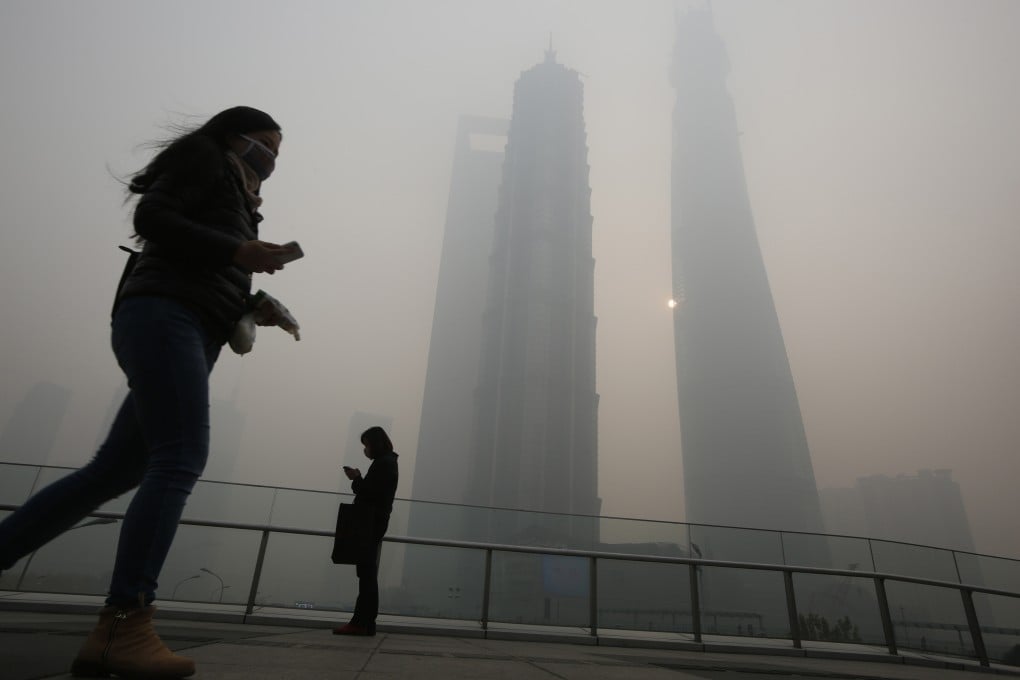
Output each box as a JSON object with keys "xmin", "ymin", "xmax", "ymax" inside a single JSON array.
[{"xmin": 670, "ymin": 9, "xmax": 825, "ymax": 533}]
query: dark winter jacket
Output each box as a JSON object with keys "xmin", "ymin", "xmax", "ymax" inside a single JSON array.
[
  {"xmin": 352, "ymin": 451, "xmax": 400, "ymax": 536},
  {"xmin": 116, "ymin": 138, "xmax": 259, "ymax": 344}
]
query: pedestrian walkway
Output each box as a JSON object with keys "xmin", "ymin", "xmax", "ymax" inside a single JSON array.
[{"xmin": 2, "ymin": 608, "xmax": 1018, "ymax": 680}]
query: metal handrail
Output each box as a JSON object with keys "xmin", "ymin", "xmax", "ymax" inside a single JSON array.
[
  {"xmin": 2, "ymin": 460, "xmax": 1016, "ymax": 565},
  {"xmin": 3, "ymin": 504, "xmax": 1017, "ymax": 667}
]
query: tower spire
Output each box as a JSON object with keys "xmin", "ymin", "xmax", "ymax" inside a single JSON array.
[{"xmin": 545, "ymin": 33, "xmax": 556, "ymax": 62}]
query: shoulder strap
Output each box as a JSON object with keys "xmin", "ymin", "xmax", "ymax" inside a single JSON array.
[{"xmin": 111, "ymin": 245, "xmax": 140, "ymax": 319}]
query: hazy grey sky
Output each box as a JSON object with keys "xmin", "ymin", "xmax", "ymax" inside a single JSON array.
[{"xmin": 1, "ymin": 0, "xmax": 1018, "ymax": 558}]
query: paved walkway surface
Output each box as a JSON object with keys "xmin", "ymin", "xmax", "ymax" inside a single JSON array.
[{"xmin": 2, "ymin": 609, "xmax": 1019, "ymax": 680}]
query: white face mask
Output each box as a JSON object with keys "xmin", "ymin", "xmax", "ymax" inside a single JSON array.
[{"xmin": 238, "ymin": 134, "xmax": 277, "ymax": 181}]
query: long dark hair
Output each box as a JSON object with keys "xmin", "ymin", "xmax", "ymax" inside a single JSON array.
[
  {"xmin": 361, "ymin": 426, "xmax": 394, "ymax": 456},
  {"xmin": 128, "ymin": 106, "xmax": 281, "ymax": 195}
]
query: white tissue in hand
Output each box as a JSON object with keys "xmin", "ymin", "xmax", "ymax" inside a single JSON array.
[{"xmin": 252, "ymin": 290, "xmax": 301, "ymax": 341}]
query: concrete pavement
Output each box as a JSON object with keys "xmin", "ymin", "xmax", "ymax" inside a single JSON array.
[{"xmin": 2, "ymin": 608, "xmax": 1019, "ymax": 680}]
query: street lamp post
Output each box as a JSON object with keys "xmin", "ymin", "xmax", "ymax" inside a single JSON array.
[
  {"xmin": 200, "ymin": 567, "xmax": 226, "ymax": 602},
  {"xmin": 16, "ymin": 517, "xmax": 118, "ymax": 591},
  {"xmin": 172, "ymin": 574, "xmax": 201, "ymax": 600}
]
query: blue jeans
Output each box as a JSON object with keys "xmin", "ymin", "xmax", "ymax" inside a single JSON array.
[{"xmin": 0, "ymin": 296, "xmax": 220, "ymax": 606}]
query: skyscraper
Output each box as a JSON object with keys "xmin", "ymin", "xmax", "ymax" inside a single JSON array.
[
  {"xmin": 465, "ymin": 49, "xmax": 600, "ymax": 517},
  {"xmin": 822, "ymin": 470, "xmax": 976, "ymax": 552},
  {"xmin": 670, "ymin": 9, "xmax": 824, "ymax": 533},
  {"xmin": 403, "ymin": 118, "xmax": 508, "ymax": 614},
  {"xmin": 411, "ymin": 116, "xmax": 508, "ymax": 506}
]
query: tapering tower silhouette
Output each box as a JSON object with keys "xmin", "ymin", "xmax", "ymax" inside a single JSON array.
[
  {"xmin": 671, "ymin": 8, "xmax": 824, "ymax": 533},
  {"xmin": 411, "ymin": 116, "xmax": 508, "ymax": 506}
]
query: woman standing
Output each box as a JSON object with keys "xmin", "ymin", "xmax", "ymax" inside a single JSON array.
[
  {"xmin": 0, "ymin": 106, "xmax": 294, "ymax": 678},
  {"xmin": 334, "ymin": 426, "xmax": 400, "ymax": 636}
]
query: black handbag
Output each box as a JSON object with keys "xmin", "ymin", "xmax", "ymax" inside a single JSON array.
[{"xmin": 331, "ymin": 502, "xmax": 375, "ymax": 565}]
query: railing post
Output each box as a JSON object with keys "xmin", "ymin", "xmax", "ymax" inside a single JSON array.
[
  {"xmin": 589, "ymin": 556, "xmax": 598, "ymax": 638},
  {"xmin": 952, "ymin": 550, "xmax": 963, "ymax": 584},
  {"xmin": 873, "ymin": 576, "xmax": 898, "ymax": 656},
  {"xmin": 244, "ymin": 529, "xmax": 271, "ymax": 621},
  {"xmin": 480, "ymin": 548, "xmax": 492, "ymax": 633},
  {"xmin": 689, "ymin": 561, "xmax": 702, "ymax": 643},
  {"xmin": 960, "ymin": 588, "xmax": 990, "ymax": 667},
  {"xmin": 783, "ymin": 571, "xmax": 801, "ymax": 649}
]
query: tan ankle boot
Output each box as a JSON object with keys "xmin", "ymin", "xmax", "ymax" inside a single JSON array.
[{"xmin": 71, "ymin": 605, "xmax": 195, "ymax": 678}]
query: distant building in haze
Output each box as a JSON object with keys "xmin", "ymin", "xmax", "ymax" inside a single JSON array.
[
  {"xmin": 821, "ymin": 469, "xmax": 976, "ymax": 552},
  {"xmin": 465, "ymin": 49, "xmax": 600, "ymax": 518},
  {"xmin": 410, "ymin": 116, "xmax": 508, "ymax": 506},
  {"xmin": 670, "ymin": 8, "xmax": 824, "ymax": 533},
  {"xmin": 401, "ymin": 116, "xmax": 509, "ymax": 617},
  {"xmin": 402, "ymin": 52, "xmax": 600, "ymax": 618}
]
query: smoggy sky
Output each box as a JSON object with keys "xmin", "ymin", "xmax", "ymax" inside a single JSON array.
[{"xmin": 1, "ymin": 0, "xmax": 1018, "ymax": 558}]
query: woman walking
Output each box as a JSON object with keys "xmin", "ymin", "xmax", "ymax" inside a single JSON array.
[{"xmin": 0, "ymin": 106, "xmax": 295, "ymax": 678}]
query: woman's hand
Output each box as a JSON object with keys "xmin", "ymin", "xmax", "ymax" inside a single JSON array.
[
  {"xmin": 233, "ymin": 240, "xmax": 290, "ymax": 274},
  {"xmin": 343, "ymin": 466, "xmax": 362, "ymax": 480}
]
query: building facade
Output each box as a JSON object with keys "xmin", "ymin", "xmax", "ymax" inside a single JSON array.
[
  {"xmin": 670, "ymin": 9, "xmax": 824, "ymax": 533},
  {"xmin": 410, "ymin": 116, "xmax": 508, "ymax": 506},
  {"xmin": 822, "ymin": 469, "xmax": 976, "ymax": 553},
  {"xmin": 465, "ymin": 50, "xmax": 600, "ymax": 518}
]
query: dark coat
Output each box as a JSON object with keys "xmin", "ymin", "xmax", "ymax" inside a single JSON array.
[
  {"xmin": 117, "ymin": 138, "xmax": 259, "ymax": 344},
  {"xmin": 352, "ymin": 451, "xmax": 400, "ymax": 539}
]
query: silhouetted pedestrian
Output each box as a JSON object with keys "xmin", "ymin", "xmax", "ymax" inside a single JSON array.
[
  {"xmin": 0, "ymin": 106, "xmax": 297, "ymax": 678},
  {"xmin": 333, "ymin": 426, "xmax": 399, "ymax": 636}
]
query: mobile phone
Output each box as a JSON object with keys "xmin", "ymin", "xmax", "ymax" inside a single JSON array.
[
  {"xmin": 343, "ymin": 465, "xmax": 353, "ymax": 471},
  {"xmin": 275, "ymin": 241, "xmax": 304, "ymax": 265}
]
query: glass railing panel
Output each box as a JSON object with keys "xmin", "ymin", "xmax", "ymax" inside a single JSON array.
[
  {"xmin": 689, "ymin": 525, "xmax": 783, "ymax": 565},
  {"xmin": 253, "ymin": 532, "xmax": 355, "ymax": 612},
  {"xmin": 487, "ymin": 551, "xmax": 591, "ymax": 627},
  {"xmin": 412, "ymin": 504, "xmax": 599, "ymax": 551},
  {"xmin": 886, "ymin": 581, "xmax": 973, "ymax": 658},
  {"xmin": 402, "ymin": 498, "xmax": 482, "ymax": 542},
  {"xmin": 180, "ymin": 480, "xmax": 277, "ymax": 527},
  {"xmin": 870, "ymin": 540, "xmax": 958, "ymax": 582},
  {"xmin": 8, "ymin": 516, "xmax": 122, "ymax": 595},
  {"xmin": 955, "ymin": 552, "xmax": 1020, "ymax": 591},
  {"xmin": 157, "ymin": 525, "xmax": 263, "ymax": 605},
  {"xmin": 267, "ymin": 488, "xmax": 349, "ymax": 533},
  {"xmin": 17, "ymin": 466, "xmax": 139, "ymax": 514},
  {"xmin": 698, "ymin": 566, "xmax": 788, "ymax": 639},
  {"xmin": 782, "ymin": 533, "xmax": 871, "ymax": 571},
  {"xmin": 598, "ymin": 517, "xmax": 689, "ymax": 557},
  {"xmin": 972, "ymin": 592, "xmax": 1020, "ymax": 666},
  {"xmin": 954, "ymin": 552, "xmax": 1019, "ymax": 632},
  {"xmin": 597, "ymin": 559, "xmax": 692, "ymax": 633},
  {"xmin": 0, "ymin": 463, "xmax": 42, "ymax": 504},
  {"xmin": 490, "ymin": 508, "xmax": 600, "ymax": 551},
  {"xmin": 252, "ymin": 533, "xmax": 443, "ymax": 619},
  {"xmin": 395, "ymin": 543, "xmax": 485, "ymax": 620},
  {"xmin": 0, "ymin": 510, "xmax": 16, "ymax": 590},
  {"xmin": 792, "ymin": 573, "xmax": 885, "ymax": 646}
]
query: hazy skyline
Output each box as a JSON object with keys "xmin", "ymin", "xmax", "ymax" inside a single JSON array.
[{"xmin": 1, "ymin": 0, "xmax": 1018, "ymax": 559}]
